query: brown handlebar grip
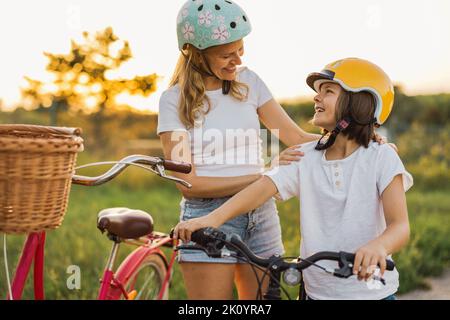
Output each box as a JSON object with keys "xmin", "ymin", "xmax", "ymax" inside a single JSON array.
[{"xmin": 162, "ymin": 160, "xmax": 192, "ymax": 174}]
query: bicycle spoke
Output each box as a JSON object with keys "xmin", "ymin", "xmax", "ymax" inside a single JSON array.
[{"xmin": 127, "ymin": 262, "xmax": 163, "ymax": 300}]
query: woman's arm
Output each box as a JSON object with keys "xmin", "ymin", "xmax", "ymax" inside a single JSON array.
[
  {"xmin": 258, "ymin": 99, "xmax": 320, "ymax": 147},
  {"xmin": 160, "ymin": 131, "xmax": 261, "ymax": 198},
  {"xmin": 353, "ymin": 175, "xmax": 410, "ymax": 280},
  {"xmin": 173, "ymin": 176, "xmax": 279, "ymax": 241}
]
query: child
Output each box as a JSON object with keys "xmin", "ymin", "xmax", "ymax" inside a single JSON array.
[{"xmin": 173, "ymin": 58, "xmax": 413, "ymax": 300}]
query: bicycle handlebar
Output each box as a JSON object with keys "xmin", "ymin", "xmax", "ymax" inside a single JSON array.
[
  {"xmin": 72, "ymin": 154, "xmax": 192, "ymax": 186},
  {"xmin": 189, "ymin": 228, "xmax": 395, "ymax": 274},
  {"xmin": 162, "ymin": 159, "xmax": 192, "ymax": 174}
]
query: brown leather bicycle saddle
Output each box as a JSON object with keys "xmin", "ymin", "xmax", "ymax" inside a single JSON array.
[{"xmin": 97, "ymin": 207, "xmax": 154, "ymax": 239}]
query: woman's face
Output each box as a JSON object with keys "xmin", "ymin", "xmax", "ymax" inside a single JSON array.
[
  {"xmin": 203, "ymin": 39, "xmax": 244, "ymax": 81},
  {"xmin": 312, "ymin": 82, "xmax": 343, "ymax": 130}
]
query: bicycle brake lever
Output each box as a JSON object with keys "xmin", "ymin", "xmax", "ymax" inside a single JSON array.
[
  {"xmin": 333, "ymin": 252, "xmax": 354, "ymax": 278},
  {"xmin": 333, "ymin": 252, "xmax": 387, "ymax": 285},
  {"xmin": 165, "ymin": 175, "xmax": 192, "ymax": 188},
  {"xmin": 333, "ymin": 268, "xmax": 353, "ymax": 278},
  {"xmin": 154, "ymin": 164, "xmax": 192, "ymax": 188}
]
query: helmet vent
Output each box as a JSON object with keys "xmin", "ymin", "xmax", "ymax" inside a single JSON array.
[
  {"xmin": 230, "ymin": 22, "xmax": 237, "ymax": 28},
  {"xmin": 198, "ymin": 4, "xmax": 203, "ymax": 11},
  {"xmin": 243, "ymin": 15, "xmax": 247, "ymax": 22},
  {"xmin": 215, "ymin": 4, "xmax": 221, "ymax": 10}
]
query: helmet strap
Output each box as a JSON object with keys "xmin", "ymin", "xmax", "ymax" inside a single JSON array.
[
  {"xmin": 200, "ymin": 51, "xmax": 232, "ymax": 95},
  {"xmin": 180, "ymin": 50, "xmax": 215, "ymax": 78},
  {"xmin": 222, "ymin": 80, "xmax": 231, "ymax": 95},
  {"xmin": 315, "ymin": 117, "xmax": 351, "ymax": 151},
  {"xmin": 350, "ymin": 116, "xmax": 378, "ymax": 126}
]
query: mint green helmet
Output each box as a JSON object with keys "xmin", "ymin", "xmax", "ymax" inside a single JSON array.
[{"xmin": 176, "ymin": 0, "xmax": 252, "ymax": 50}]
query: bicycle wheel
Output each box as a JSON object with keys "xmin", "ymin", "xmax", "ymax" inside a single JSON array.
[{"xmin": 122, "ymin": 253, "xmax": 169, "ymax": 300}]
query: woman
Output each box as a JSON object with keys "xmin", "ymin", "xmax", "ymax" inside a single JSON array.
[{"xmin": 158, "ymin": 0, "xmax": 318, "ymax": 299}]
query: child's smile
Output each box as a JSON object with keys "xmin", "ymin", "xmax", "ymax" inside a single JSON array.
[{"xmin": 312, "ymin": 82, "xmax": 342, "ymax": 131}]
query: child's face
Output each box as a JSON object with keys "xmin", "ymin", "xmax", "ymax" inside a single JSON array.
[{"xmin": 312, "ymin": 82, "xmax": 343, "ymax": 131}]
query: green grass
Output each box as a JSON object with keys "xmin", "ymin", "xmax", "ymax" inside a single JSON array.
[
  {"xmin": 394, "ymin": 192, "xmax": 450, "ymax": 293},
  {"xmin": 0, "ymin": 181, "xmax": 449, "ymax": 299}
]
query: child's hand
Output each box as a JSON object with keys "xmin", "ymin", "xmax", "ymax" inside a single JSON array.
[
  {"xmin": 172, "ymin": 214, "xmax": 221, "ymax": 243},
  {"xmin": 270, "ymin": 145, "xmax": 304, "ymax": 168},
  {"xmin": 353, "ymin": 241, "xmax": 388, "ymax": 281}
]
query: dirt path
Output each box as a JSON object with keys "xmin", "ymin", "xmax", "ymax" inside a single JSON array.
[{"xmin": 398, "ymin": 269, "xmax": 450, "ymax": 300}]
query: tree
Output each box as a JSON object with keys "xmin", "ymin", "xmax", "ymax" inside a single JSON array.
[{"xmin": 21, "ymin": 27, "xmax": 159, "ymax": 147}]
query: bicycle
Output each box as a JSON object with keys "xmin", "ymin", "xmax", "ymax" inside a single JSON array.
[
  {"xmin": 1, "ymin": 125, "xmax": 395, "ymax": 301},
  {"xmin": 176, "ymin": 227, "xmax": 396, "ymax": 300},
  {"xmin": 4, "ymin": 154, "xmax": 193, "ymax": 300}
]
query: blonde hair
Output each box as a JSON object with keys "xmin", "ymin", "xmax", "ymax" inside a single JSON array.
[{"xmin": 169, "ymin": 45, "xmax": 249, "ymax": 129}]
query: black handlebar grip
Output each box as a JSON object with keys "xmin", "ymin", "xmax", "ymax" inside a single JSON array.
[
  {"xmin": 172, "ymin": 227, "xmax": 223, "ymax": 247},
  {"xmin": 191, "ymin": 228, "xmax": 227, "ymax": 248},
  {"xmin": 190, "ymin": 229, "xmax": 207, "ymax": 245},
  {"xmin": 170, "ymin": 227, "xmax": 210, "ymax": 242},
  {"xmin": 342, "ymin": 252, "xmax": 395, "ymax": 271}
]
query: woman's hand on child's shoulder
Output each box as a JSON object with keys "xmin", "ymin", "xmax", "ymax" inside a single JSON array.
[
  {"xmin": 353, "ymin": 240, "xmax": 388, "ymax": 281},
  {"xmin": 373, "ymin": 133, "xmax": 398, "ymax": 153},
  {"xmin": 270, "ymin": 145, "xmax": 304, "ymax": 169}
]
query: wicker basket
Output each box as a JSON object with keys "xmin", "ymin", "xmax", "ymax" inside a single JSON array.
[{"xmin": 0, "ymin": 124, "xmax": 84, "ymax": 234}]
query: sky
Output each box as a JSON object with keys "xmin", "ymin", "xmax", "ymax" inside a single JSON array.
[{"xmin": 1, "ymin": 0, "xmax": 450, "ymax": 112}]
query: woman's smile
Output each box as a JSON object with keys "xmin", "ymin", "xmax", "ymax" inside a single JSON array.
[{"xmin": 223, "ymin": 66, "xmax": 237, "ymax": 73}]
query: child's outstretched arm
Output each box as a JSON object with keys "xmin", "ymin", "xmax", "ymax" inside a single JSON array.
[
  {"xmin": 173, "ymin": 176, "xmax": 279, "ymax": 242},
  {"xmin": 353, "ymin": 175, "xmax": 410, "ymax": 280}
]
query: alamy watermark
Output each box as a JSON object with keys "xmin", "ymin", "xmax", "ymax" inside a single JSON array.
[
  {"xmin": 169, "ymin": 128, "xmax": 281, "ymax": 170},
  {"xmin": 66, "ymin": 265, "xmax": 81, "ymax": 290}
]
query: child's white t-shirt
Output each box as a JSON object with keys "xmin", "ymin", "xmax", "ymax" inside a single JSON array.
[
  {"xmin": 264, "ymin": 141, "xmax": 413, "ymax": 300},
  {"xmin": 157, "ymin": 67, "xmax": 273, "ymax": 177}
]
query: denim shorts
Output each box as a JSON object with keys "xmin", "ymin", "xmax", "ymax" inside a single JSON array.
[{"xmin": 177, "ymin": 196, "xmax": 285, "ymax": 264}]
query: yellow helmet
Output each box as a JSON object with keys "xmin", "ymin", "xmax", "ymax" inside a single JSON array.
[{"xmin": 306, "ymin": 58, "xmax": 394, "ymax": 125}]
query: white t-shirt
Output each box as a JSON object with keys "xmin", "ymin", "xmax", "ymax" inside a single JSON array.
[
  {"xmin": 157, "ymin": 67, "xmax": 273, "ymax": 177},
  {"xmin": 264, "ymin": 141, "xmax": 414, "ymax": 300}
]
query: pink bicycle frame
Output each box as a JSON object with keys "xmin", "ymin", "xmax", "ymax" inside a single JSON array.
[
  {"xmin": 8, "ymin": 232, "xmax": 46, "ymax": 300},
  {"xmin": 97, "ymin": 235, "xmax": 177, "ymax": 300},
  {"xmin": 8, "ymin": 232, "xmax": 177, "ymax": 300}
]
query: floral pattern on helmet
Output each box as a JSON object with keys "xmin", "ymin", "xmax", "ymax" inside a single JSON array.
[
  {"xmin": 198, "ymin": 10, "xmax": 214, "ymax": 26},
  {"xmin": 182, "ymin": 22, "xmax": 195, "ymax": 41},
  {"xmin": 212, "ymin": 25, "xmax": 230, "ymax": 42}
]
